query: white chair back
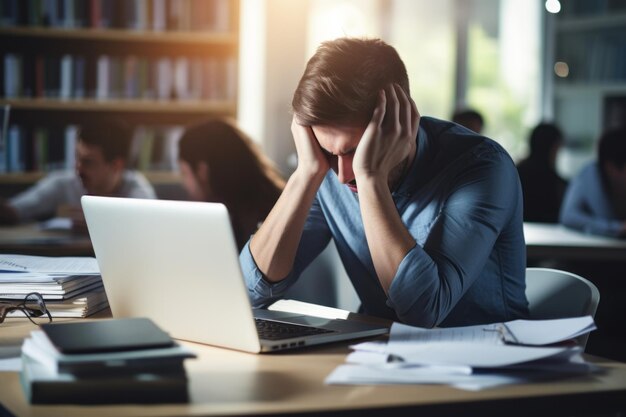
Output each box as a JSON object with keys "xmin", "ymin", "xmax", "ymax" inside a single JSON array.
[{"xmin": 525, "ymin": 267, "xmax": 600, "ymax": 349}]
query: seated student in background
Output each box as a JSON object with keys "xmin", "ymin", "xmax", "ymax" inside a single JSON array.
[
  {"xmin": 240, "ymin": 38, "xmax": 528, "ymax": 328},
  {"xmin": 177, "ymin": 118, "xmax": 285, "ymax": 250},
  {"xmin": 451, "ymin": 107, "xmax": 484, "ymax": 134},
  {"xmin": 560, "ymin": 127, "xmax": 626, "ymax": 238},
  {"xmin": 516, "ymin": 122, "xmax": 568, "ymax": 223},
  {"xmin": 0, "ymin": 118, "xmax": 156, "ymax": 229}
]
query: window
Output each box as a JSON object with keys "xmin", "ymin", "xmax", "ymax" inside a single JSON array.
[{"xmin": 464, "ymin": 0, "xmax": 542, "ymax": 160}]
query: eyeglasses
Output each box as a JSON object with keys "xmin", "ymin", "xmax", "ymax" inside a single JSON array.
[{"xmin": 0, "ymin": 292, "xmax": 52, "ymax": 326}]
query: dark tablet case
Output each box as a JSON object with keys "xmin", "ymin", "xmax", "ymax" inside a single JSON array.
[{"xmin": 41, "ymin": 317, "xmax": 175, "ymax": 354}]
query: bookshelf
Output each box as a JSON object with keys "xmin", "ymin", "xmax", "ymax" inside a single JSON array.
[
  {"xmin": 0, "ymin": 0, "xmax": 239, "ymax": 197},
  {"xmin": 550, "ymin": 0, "xmax": 626, "ymax": 154}
]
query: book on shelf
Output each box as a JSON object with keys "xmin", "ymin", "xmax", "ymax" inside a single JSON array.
[
  {"xmin": 3, "ymin": 51, "xmax": 237, "ymax": 101},
  {"xmin": 129, "ymin": 124, "xmax": 183, "ymax": 171},
  {"xmin": 0, "ymin": 124, "xmax": 78, "ymax": 173},
  {"xmin": 1, "ymin": 122, "xmax": 185, "ymax": 175},
  {"xmin": 0, "ymin": 0, "xmax": 233, "ymax": 31},
  {"xmin": 20, "ymin": 318, "xmax": 195, "ymax": 404}
]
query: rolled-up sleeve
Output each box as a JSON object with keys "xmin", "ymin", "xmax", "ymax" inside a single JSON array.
[
  {"xmin": 387, "ymin": 147, "xmax": 521, "ymax": 327},
  {"xmin": 239, "ymin": 195, "xmax": 332, "ymax": 308}
]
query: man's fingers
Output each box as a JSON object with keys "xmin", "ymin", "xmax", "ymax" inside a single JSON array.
[
  {"xmin": 369, "ymin": 89, "xmax": 386, "ymax": 128},
  {"xmin": 394, "ymin": 84, "xmax": 412, "ymax": 138},
  {"xmin": 384, "ymin": 84, "xmax": 400, "ymax": 135}
]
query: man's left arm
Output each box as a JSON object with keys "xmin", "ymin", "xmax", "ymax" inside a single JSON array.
[
  {"xmin": 354, "ymin": 85, "xmax": 521, "ymax": 327},
  {"xmin": 354, "ymin": 83, "xmax": 419, "ymax": 293},
  {"xmin": 386, "ymin": 154, "xmax": 522, "ymax": 327}
]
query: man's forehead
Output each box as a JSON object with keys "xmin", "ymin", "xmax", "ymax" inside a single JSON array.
[{"xmin": 312, "ymin": 124, "xmax": 365, "ymax": 154}]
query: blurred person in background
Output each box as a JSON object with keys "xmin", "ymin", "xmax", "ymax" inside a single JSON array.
[
  {"xmin": 178, "ymin": 118, "xmax": 285, "ymax": 250},
  {"xmin": 516, "ymin": 122, "xmax": 567, "ymax": 223},
  {"xmin": 451, "ymin": 107, "xmax": 484, "ymax": 134},
  {"xmin": 560, "ymin": 127, "xmax": 626, "ymax": 238},
  {"xmin": 0, "ymin": 118, "xmax": 155, "ymax": 230}
]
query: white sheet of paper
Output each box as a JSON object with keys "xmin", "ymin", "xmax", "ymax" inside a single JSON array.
[
  {"xmin": 385, "ymin": 342, "xmax": 579, "ymax": 368},
  {"xmin": 0, "ymin": 357, "xmax": 22, "ymax": 372},
  {"xmin": 503, "ymin": 316, "xmax": 596, "ymax": 345},
  {"xmin": 389, "ymin": 322, "xmax": 503, "ymax": 345},
  {"xmin": 0, "ymin": 254, "xmax": 99, "ymax": 274},
  {"xmin": 325, "ymin": 364, "xmax": 526, "ymax": 391},
  {"xmin": 346, "ymin": 351, "xmax": 390, "ymax": 365}
]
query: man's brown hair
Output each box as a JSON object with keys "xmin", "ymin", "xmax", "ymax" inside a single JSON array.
[{"xmin": 292, "ymin": 37, "xmax": 410, "ymax": 126}]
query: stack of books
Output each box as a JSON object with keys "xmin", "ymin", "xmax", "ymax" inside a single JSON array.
[
  {"xmin": 0, "ymin": 254, "xmax": 107, "ymax": 318},
  {"xmin": 0, "ymin": 274, "xmax": 108, "ymax": 318},
  {"xmin": 20, "ymin": 317, "xmax": 196, "ymax": 404}
]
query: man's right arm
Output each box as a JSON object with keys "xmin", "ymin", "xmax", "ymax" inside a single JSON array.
[
  {"xmin": 249, "ymin": 118, "xmax": 329, "ymax": 281},
  {"xmin": 4, "ymin": 173, "xmax": 70, "ymax": 224}
]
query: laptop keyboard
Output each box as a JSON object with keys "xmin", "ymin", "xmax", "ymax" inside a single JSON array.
[{"xmin": 255, "ymin": 318, "xmax": 335, "ymax": 340}]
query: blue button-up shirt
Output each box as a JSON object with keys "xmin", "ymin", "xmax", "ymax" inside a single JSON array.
[{"xmin": 240, "ymin": 117, "xmax": 528, "ymax": 327}]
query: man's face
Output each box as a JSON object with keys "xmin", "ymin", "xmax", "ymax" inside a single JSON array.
[
  {"xmin": 75, "ymin": 141, "xmax": 122, "ymax": 195},
  {"xmin": 311, "ymin": 124, "xmax": 366, "ymax": 193}
]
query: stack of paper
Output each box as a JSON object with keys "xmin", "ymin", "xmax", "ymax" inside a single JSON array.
[
  {"xmin": 326, "ymin": 316, "xmax": 599, "ymax": 391},
  {"xmin": 0, "ymin": 254, "xmax": 107, "ymax": 318}
]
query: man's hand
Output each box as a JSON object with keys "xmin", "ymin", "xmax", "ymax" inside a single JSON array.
[
  {"xmin": 249, "ymin": 116, "xmax": 331, "ymax": 282},
  {"xmin": 353, "ymin": 84, "xmax": 420, "ymax": 184},
  {"xmin": 291, "ymin": 116, "xmax": 330, "ymax": 180}
]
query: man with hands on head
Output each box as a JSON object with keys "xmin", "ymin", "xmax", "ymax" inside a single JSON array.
[{"xmin": 240, "ymin": 38, "xmax": 529, "ymax": 328}]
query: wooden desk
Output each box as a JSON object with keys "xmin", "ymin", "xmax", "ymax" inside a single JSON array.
[
  {"xmin": 0, "ymin": 223, "xmax": 93, "ymax": 256},
  {"xmin": 1, "ymin": 318, "xmax": 626, "ymax": 417},
  {"xmin": 524, "ymin": 222, "xmax": 626, "ymax": 262}
]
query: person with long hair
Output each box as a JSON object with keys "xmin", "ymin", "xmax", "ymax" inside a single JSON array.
[{"xmin": 178, "ymin": 118, "xmax": 285, "ymax": 250}]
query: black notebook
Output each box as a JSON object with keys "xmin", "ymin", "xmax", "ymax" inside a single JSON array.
[
  {"xmin": 41, "ymin": 317, "xmax": 175, "ymax": 354},
  {"xmin": 20, "ymin": 354, "xmax": 189, "ymax": 404}
]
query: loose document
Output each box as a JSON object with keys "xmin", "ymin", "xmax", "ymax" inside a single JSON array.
[{"xmin": 326, "ymin": 316, "xmax": 599, "ymax": 390}]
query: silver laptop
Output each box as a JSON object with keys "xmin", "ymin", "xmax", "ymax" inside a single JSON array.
[{"xmin": 81, "ymin": 196, "xmax": 388, "ymax": 353}]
